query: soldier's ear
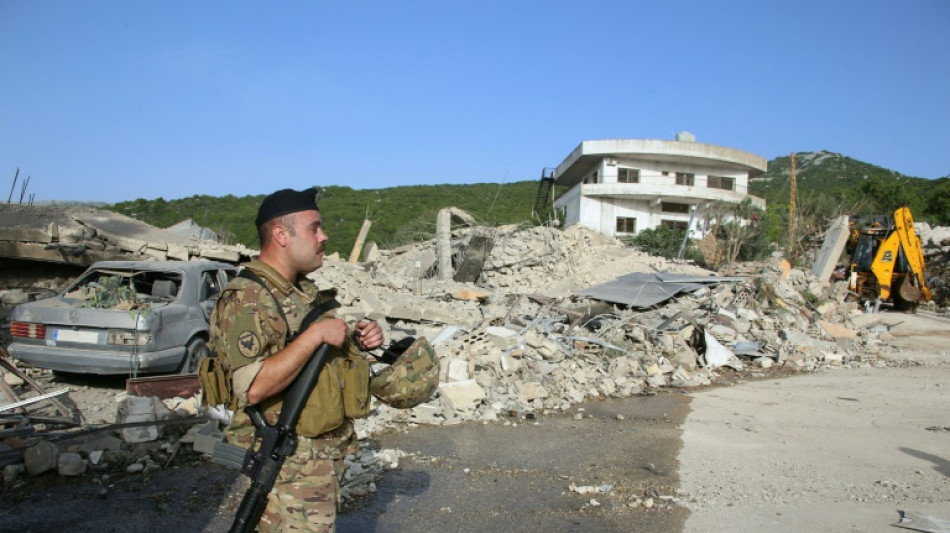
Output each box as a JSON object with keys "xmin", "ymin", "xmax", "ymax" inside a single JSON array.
[{"xmin": 272, "ymin": 220, "xmax": 291, "ymax": 247}]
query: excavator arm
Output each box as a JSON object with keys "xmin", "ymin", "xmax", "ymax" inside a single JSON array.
[{"xmin": 892, "ymin": 207, "xmax": 932, "ymax": 302}]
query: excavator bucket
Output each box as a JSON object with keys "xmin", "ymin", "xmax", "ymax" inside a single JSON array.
[{"xmin": 898, "ymin": 275, "xmax": 922, "ymax": 303}]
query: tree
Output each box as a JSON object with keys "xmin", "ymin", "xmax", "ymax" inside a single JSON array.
[{"xmin": 701, "ymin": 199, "xmax": 768, "ymax": 272}]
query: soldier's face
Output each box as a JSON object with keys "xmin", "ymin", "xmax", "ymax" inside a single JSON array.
[{"xmin": 286, "ymin": 209, "xmax": 328, "ymax": 273}]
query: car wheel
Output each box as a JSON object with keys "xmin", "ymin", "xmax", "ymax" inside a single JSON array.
[{"xmin": 181, "ymin": 337, "xmax": 210, "ymax": 375}]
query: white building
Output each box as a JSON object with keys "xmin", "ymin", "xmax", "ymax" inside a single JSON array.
[{"xmin": 549, "ymin": 133, "xmax": 767, "ymax": 238}]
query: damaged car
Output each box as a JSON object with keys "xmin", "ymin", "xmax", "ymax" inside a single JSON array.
[{"xmin": 8, "ymin": 260, "xmax": 235, "ymax": 375}]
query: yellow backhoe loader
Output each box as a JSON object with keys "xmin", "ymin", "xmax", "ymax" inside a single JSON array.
[{"xmin": 847, "ymin": 206, "xmax": 931, "ymax": 311}]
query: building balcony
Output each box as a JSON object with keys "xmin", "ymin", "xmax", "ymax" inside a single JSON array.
[{"xmin": 579, "ymin": 182, "xmax": 766, "ymax": 210}]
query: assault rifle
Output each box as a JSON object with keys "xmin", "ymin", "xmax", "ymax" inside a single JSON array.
[
  {"xmin": 229, "ymin": 343, "xmax": 331, "ymax": 533},
  {"xmin": 227, "ymin": 284, "xmax": 341, "ymax": 533}
]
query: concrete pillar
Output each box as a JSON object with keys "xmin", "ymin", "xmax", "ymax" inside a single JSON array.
[{"xmin": 437, "ymin": 209, "xmax": 452, "ymax": 280}]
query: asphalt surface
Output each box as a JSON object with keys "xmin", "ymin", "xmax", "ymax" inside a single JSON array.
[
  {"xmin": 338, "ymin": 393, "xmax": 690, "ymax": 533},
  {"xmin": 0, "ymin": 392, "xmax": 691, "ymax": 533}
]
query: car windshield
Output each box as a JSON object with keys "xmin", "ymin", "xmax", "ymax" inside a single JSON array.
[{"xmin": 63, "ymin": 268, "xmax": 184, "ymax": 310}]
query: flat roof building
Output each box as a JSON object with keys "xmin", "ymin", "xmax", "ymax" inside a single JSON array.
[{"xmin": 546, "ymin": 133, "xmax": 767, "ymax": 239}]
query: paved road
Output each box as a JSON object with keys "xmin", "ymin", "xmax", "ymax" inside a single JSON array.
[{"xmin": 339, "ymin": 393, "xmax": 690, "ymax": 532}]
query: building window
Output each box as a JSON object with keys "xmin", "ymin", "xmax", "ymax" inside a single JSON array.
[
  {"xmin": 661, "ymin": 220, "xmax": 689, "ymax": 231},
  {"xmin": 617, "ymin": 168, "xmax": 640, "ymax": 183},
  {"xmin": 616, "ymin": 217, "xmax": 637, "ymax": 234},
  {"xmin": 584, "ymin": 170, "xmax": 599, "ymax": 184},
  {"xmin": 675, "ymin": 172, "xmax": 694, "ymax": 186},
  {"xmin": 708, "ymin": 175, "xmax": 735, "ymax": 191},
  {"xmin": 661, "ymin": 202, "xmax": 691, "ymax": 214}
]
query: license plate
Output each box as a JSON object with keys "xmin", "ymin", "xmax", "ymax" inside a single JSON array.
[{"xmin": 53, "ymin": 329, "xmax": 100, "ymax": 344}]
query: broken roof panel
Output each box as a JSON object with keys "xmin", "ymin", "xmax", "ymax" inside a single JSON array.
[{"xmin": 576, "ymin": 271, "xmax": 739, "ymax": 308}]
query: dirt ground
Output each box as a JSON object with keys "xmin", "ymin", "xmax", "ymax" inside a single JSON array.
[{"xmin": 2, "ymin": 310, "xmax": 949, "ymax": 532}]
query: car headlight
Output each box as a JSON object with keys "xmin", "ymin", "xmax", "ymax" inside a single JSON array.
[{"xmin": 107, "ymin": 330, "xmax": 153, "ymax": 346}]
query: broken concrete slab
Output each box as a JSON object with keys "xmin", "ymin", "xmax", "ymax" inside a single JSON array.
[
  {"xmin": 0, "ymin": 204, "xmax": 253, "ymax": 267},
  {"xmin": 810, "ymin": 215, "xmax": 850, "ymax": 286},
  {"xmin": 116, "ymin": 395, "xmax": 169, "ymax": 443},
  {"xmin": 438, "ymin": 380, "xmax": 486, "ymax": 415},
  {"xmin": 817, "ymin": 319, "xmax": 858, "ymax": 339}
]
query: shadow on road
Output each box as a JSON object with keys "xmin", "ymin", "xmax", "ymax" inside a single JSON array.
[
  {"xmin": 900, "ymin": 447, "xmax": 950, "ymax": 478},
  {"xmin": 338, "ymin": 469, "xmax": 432, "ymax": 532}
]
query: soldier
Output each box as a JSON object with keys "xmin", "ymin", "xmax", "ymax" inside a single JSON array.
[{"xmin": 210, "ymin": 187, "xmax": 383, "ymax": 532}]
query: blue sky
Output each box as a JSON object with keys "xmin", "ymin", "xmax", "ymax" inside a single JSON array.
[{"xmin": 1, "ymin": 1, "xmax": 948, "ymax": 203}]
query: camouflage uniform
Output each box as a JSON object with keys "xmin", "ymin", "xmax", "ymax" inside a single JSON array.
[{"xmin": 210, "ymin": 259, "xmax": 358, "ymax": 533}]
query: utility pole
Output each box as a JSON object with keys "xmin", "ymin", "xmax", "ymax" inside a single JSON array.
[{"xmin": 788, "ymin": 153, "xmax": 798, "ymax": 258}]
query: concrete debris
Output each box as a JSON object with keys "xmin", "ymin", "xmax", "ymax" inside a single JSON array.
[
  {"xmin": 3, "ymin": 217, "xmax": 949, "ymax": 508},
  {"xmin": 115, "ymin": 394, "xmax": 170, "ymax": 443},
  {"xmin": 314, "ymin": 221, "xmax": 950, "ymax": 441},
  {"xmin": 915, "ymin": 222, "xmax": 950, "ymax": 310},
  {"xmin": 23, "ymin": 440, "xmax": 59, "ymax": 476},
  {"xmin": 0, "ymin": 204, "xmax": 253, "ymax": 267}
]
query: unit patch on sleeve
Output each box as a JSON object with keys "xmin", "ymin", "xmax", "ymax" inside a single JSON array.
[{"xmin": 237, "ymin": 330, "xmax": 262, "ymax": 359}]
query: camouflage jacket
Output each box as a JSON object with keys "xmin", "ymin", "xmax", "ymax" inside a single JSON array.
[{"xmin": 209, "ymin": 259, "xmax": 357, "ymax": 456}]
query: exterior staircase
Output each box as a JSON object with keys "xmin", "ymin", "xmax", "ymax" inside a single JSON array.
[{"xmin": 533, "ymin": 168, "xmax": 555, "ymax": 217}]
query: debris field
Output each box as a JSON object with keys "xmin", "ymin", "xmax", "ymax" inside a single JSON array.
[{"xmin": 2, "ymin": 211, "xmax": 949, "ymax": 510}]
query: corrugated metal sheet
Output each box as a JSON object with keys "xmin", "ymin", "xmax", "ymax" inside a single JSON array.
[{"xmin": 576, "ymin": 272, "xmax": 739, "ymax": 308}]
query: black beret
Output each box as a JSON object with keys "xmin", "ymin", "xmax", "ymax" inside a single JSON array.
[{"xmin": 255, "ymin": 187, "xmax": 320, "ymax": 228}]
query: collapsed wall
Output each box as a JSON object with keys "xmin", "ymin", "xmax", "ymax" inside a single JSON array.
[{"xmin": 0, "ymin": 204, "xmax": 253, "ymax": 266}]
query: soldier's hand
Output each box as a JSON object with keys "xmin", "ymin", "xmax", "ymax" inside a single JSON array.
[
  {"xmin": 308, "ymin": 318, "xmax": 348, "ymax": 348},
  {"xmin": 354, "ymin": 320, "xmax": 384, "ymax": 350}
]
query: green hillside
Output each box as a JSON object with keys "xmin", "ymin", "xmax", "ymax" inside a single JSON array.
[
  {"xmin": 752, "ymin": 151, "xmax": 948, "ymax": 223},
  {"xmin": 110, "ymin": 181, "xmax": 552, "ymax": 256},
  {"xmin": 108, "ymin": 152, "xmax": 948, "ymax": 257}
]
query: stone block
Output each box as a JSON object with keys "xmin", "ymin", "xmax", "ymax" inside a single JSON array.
[
  {"xmin": 2, "ymin": 368, "xmax": 25, "ymax": 387},
  {"xmin": 500, "ymin": 354, "xmax": 521, "ymax": 374},
  {"xmin": 485, "ymin": 326, "xmax": 518, "ymax": 349},
  {"xmin": 708, "ymin": 324, "xmax": 737, "ymax": 343},
  {"xmin": 445, "ymin": 358, "xmax": 470, "ymax": 382},
  {"xmin": 524, "ymin": 331, "xmax": 544, "ymax": 348},
  {"xmin": 24, "ymin": 440, "xmax": 59, "ymax": 476},
  {"xmin": 200, "ymin": 247, "xmax": 241, "ymax": 262},
  {"xmin": 360, "ymin": 289, "xmax": 389, "ymax": 316},
  {"xmin": 780, "ymin": 329, "xmax": 817, "ymax": 350},
  {"xmin": 166, "ymin": 243, "xmax": 189, "ymax": 260},
  {"xmin": 1, "ymin": 290, "xmax": 29, "ymax": 305},
  {"xmin": 438, "ymin": 380, "xmax": 485, "ymax": 415},
  {"xmin": 516, "ymin": 381, "xmax": 549, "ymax": 401},
  {"xmin": 363, "ymin": 241, "xmax": 380, "ymax": 263},
  {"xmin": 528, "ymin": 359, "xmax": 558, "ymax": 375},
  {"xmin": 817, "ymin": 320, "xmax": 857, "ymax": 339},
  {"xmin": 822, "ymin": 351, "xmax": 844, "ymax": 365},
  {"xmin": 58, "ymin": 452, "xmax": 88, "ymax": 476},
  {"xmin": 116, "ymin": 395, "xmax": 168, "ymax": 443}
]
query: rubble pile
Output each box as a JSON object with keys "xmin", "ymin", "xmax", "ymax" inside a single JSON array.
[
  {"xmin": 2, "ymin": 220, "xmax": 947, "ymax": 503},
  {"xmin": 307, "ymin": 223, "xmax": 910, "ymax": 436},
  {"xmin": 0, "ymin": 204, "xmax": 253, "ymax": 266},
  {"xmin": 916, "ymin": 222, "xmax": 950, "ymax": 310}
]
